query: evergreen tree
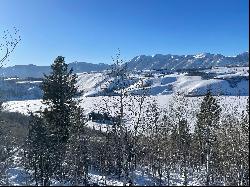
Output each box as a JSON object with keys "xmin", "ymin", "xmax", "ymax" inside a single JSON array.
[
  {"xmin": 160, "ymin": 113, "xmax": 173, "ymax": 186},
  {"xmin": 194, "ymin": 89, "xmax": 221, "ymax": 185},
  {"xmin": 179, "ymin": 119, "xmax": 191, "ymax": 186},
  {"xmin": 168, "ymin": 92, "xmax": 192, "ymax": 185},
  {"xmin": 64, "ymin": 107, "xmax": 89, "ymax": 186},
  {"xmin": 239, "ymin": 98, "xmax": 249, "ymax": 185},
  {"xmin": 41, "ymin": 56, "xmax": 79, "ymax": 142},
  {"xmin": 40, "ymin": 56, "xmax": 80, "ymax": 183},
  {"xmin": 24, "ymin": 113, "xmax": 50, "ymax": 186}
]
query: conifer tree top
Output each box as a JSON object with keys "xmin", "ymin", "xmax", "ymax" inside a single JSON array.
[{"xmin": 41, "ymin": 56, "xmax": 78, "ymax": 107}]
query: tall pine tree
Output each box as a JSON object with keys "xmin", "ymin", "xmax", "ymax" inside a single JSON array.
[
  {"xmin": 194, "ymin": 89, "xmax": 221, "ymax": 185},
  {"xmin": 41, "ymin": 56, "xmax": 80, "ymax": 183},
  {"xmin": 24, "ymin": 113, "xmax": 50, "ymax": 185}
]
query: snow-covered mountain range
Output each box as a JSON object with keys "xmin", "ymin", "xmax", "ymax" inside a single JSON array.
[
  {"xmin": 127, "ymin": 52, "xmax": 249, "ymax": 70},
  {"xmin": 0, "ymin": 52, "xmax": 248, "ymax": 78}
]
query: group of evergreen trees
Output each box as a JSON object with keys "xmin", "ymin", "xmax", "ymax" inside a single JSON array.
[{"xmin": 0, "ymin": 55, "xmax": 249, "ymax": 186}]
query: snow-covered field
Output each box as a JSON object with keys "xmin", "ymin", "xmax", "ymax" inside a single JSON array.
[
  {"xmin": 4, "ymin": 94, "xmax": 248, "ymax": 115},
  {"xmin": 6, "ymin": 163, "xmax": 207, "ymax": 186},
  {"xmin": 3, "ymin": 95, "xmax": 248, "ymax": 133}
]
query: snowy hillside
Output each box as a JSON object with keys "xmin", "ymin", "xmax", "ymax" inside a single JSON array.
[
  {"xmin": 76, "ymin": 66, "xmax": 249, "ymax": 97},
  {"xmin": 0, "ymin": 66, "xmax": 248, "ymax": 101}
]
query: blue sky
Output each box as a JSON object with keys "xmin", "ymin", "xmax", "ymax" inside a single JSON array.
[{"xmin": 0, "ymin": 0, "xmax": 249, "ymax": 66}]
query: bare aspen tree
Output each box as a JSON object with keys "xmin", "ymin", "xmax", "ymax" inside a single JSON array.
[
  {"xmin": 0, "ymin": 27, "xmax": 21, "ymax": 184},
  {"xmin": 0, "ymin": 27, "xmax": 21, "ymax": 66}
]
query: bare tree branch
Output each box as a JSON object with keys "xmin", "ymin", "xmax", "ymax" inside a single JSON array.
[{"xmin": 0, "ymin": 27, "xmax": 21, "ymax": 67}]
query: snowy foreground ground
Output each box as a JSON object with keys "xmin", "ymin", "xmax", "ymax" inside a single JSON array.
[
  {"xmin": 6, "ymin": 144, "xmax": 218, "ymax": 186},
  {"xmin": 6, "ymin": 165, "xmax": 207, "ymax": 186},
  {"xmin": 2, "ymin": 95, "xmax": 249, "ymax": 186}
]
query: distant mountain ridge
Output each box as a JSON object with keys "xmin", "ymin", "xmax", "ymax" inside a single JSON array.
[
  {"xmin": 126, "ymin": 52, "xmax": 249, "ymax": 71},
  {"xmin": 0, "ymin": 52, "xmax": 248, "ymax": 78},
  {"xmin": 0, "ymin": 62, "xmax": 110, "ymax": 78}
]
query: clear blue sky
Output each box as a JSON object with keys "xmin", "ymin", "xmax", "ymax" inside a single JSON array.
[{"xmin": 0, "ymin": 0, "xmax": 249, "ymax": 66}]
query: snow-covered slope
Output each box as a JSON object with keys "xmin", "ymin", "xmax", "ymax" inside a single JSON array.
[
  {"xmin": 76, "ymin": 72, "xmax": 104, "ymax": 96},
  {"xmin": 0, "ymin": 66, "xmax": 248, "ymax": 101},
  {"xmin": 76, "ymin": 66, "xmax": 249, "ymax": 97}
]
